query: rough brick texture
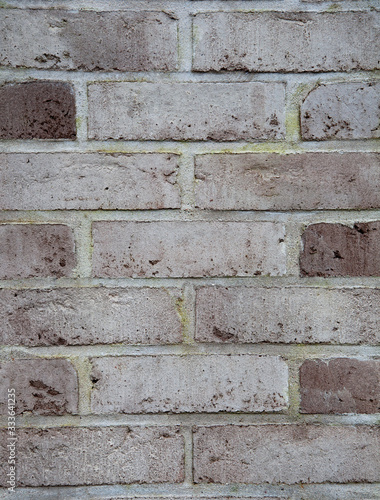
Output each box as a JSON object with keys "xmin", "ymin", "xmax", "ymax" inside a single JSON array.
[
  {"xmin": 193, "ymin": 13, "xmax": 380, "ymax": 73},
  {"xmin": 0, "ymin": 153, "xmax": 180, "ymax": 210},
  {"xmin": 0, "ymin": 359, "xmax": 78, "ymax": 415},
  {"xmin": 300, "ymin": 358, "xmax": 380, "ymax": 414},
  {"xmin": 88, "ymin": 82, "xmax": 285, "ymax": 141},
  {"xmin": 301, "ymin": 82, "xmax": 380, "ymax": 140},
  {"xmin": 0, "ymin": 287, "xmax": 183, "ymax": 346},
  {"xmin": 193, "ymin": 425, "xmax": 380, "ymax": 484},
  {"xmin": 0, "ymin": 81, "xmax": 76, "ymax": 139},
  {"xmin": 90, "ymin": 355, "xmax": 288, "ymax": 413},
  {"xmin": 0, "ymin": 10, "xmax": 178, "ymax": 71},
  {"xmin": 0, "ymin": 427, "xmax": 184, "ymax": 486},
  {"xmin": 300, "ymin": 222, "xmax": 380, "ymax": 277},
  {"xmin": 92, "ymin": 221, "xmax": 286, "ymax": 278},
  {"xmin": 195, "ymin": 153, "xmax": 380, "ymax": 210},
  {"xmin": 0, "ymin": 224, "xmax": 75, "ymax": 279},
  {"xmin": 195, "ymin": 287, "xmax": 380, "ymax": 344}
]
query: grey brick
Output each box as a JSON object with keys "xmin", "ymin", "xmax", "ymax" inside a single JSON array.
[
  {"xmin": 0, "ymin": 224, "xmax": 75, "ymax": 279},
  {"xmin": 193, "ymin": 12, "xmax": 380, "ymax": 73},
  {"xmin": 0, "ymin": 10, "xmax": 178, "ymax": 71},
  {"xmin": 301, "ymin": 82, "xmax": 380, "ymax": 140},
  {"xmin": 0, "ymin": 153, "xmax": 180, "ymax": 210},
  {"xmin": 90, "ymin": 355, "xmax": 288, "ymax": 413},
  {"xmin": 193, "ymin": 425, "xmax": 380, "ymax": 484},
  {"xmin": 0, "ymin": 287, "xmax": 183, "ymax": 346},
  {"xmin": 195, "ymin": 287, "xmax": 380, "ymax": 344},
  {"xmin": 195, "ymin": 153, "xmax": 380, "ymax": 210},
  {"xmin": 92, "ymin": 221, "xmax": 286, "ymax": 278},
  {"xmin": 88, "ymin": 82, "xmax": 285, "ymax": 141},
  {"xmin": 0, "ymin": 359, "xmax": 78, "ymax": 415},
  {"xmin": 0, "ymin": 427, "xmax": 184, "ymax": 486}
]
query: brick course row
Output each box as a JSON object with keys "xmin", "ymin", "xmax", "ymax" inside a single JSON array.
[
  {"xmin": 1, "ymin": 357, "xmax": 379, "ymax": 415},
  {"xmin": 1, "ymin": 222, "xmax": 380, "ymax": 279},
  {"xmin": 1, "ymin": 81, "xmax": 379, "ymax": 140},
  {"xmin": 1, "ymin": 11, "xmax": 378, "ymax": 73},
  {"xmin": 0, "ymin": 425, "xmax": 378, "ymax": 486}
]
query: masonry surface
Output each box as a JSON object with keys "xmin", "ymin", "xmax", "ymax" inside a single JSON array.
[{"xmin": 0, "ymin": 0, "xmax": 379, "ymax": 499}]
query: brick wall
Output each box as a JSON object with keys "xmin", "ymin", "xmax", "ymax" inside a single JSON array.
[{"xmin": 0, "ymin": 0, "xmax": 379, "ymax": 499}]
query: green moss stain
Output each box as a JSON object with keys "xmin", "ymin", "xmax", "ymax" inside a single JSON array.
[{"xmin": 175, "ymin": 295, "xmax": 193, "ymax": 345}]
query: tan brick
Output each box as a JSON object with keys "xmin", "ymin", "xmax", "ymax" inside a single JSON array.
[
  {"xmin": 0, "ymin": 10, "xmax": 178, "ymax": 71},
  {"xmin": 0, "ymin": 427, "xmax": 184, "ymax": 486},
  {"xmin": 0, "ymin": 224, "xmax": 75, "ymax": 279},
  {"xmin": 195, "ymin": 153, "xmax": 380, "ymax": 210},
  {"xmin": 0, "ymin": 359, "xmax": 78, "ymax": 415},
  {"xmin": 300, "ymin": 358, "xmax": 380, "ymax": 414},
  {"xmin": 193, "ymin": 425, "xmax": 380, "ymax": 484},
  {"xmin": 195, "ymin": 286, "xmax": 380, "ymax": 345},
  {"xmin": 92, "ymin": 221, "xmax": 286, "ymax": 278},
  {"xmin": 193, "ymin": 12, "xmax": 379, "ymax": 73},
  {"xmin": 301, "ymin": 82, "xmax": 380, "ymax": 140},
  {"xmin": 0, "ymin": 81, "xmax": 76, "ymax": 140},
  {"xmin": 88, "ymin": 82, "xmax": 285, "ymax": 141},
  {"xmin": 90, "ymin": 355, "xmax": 288, "ymax": 413},
  {"xmin": 300, "ymin": 222, "xmax": 380, "ymax": 277},
  {"xmin": 0, "ymin": 153, "xmax": 180, "ymax": 210},
  {"xmin": 0, "ymin": 287, "xmax": 183, "ymax": 346}
]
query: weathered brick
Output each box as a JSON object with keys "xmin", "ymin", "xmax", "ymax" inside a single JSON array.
[
  {"xmin": 88, "ymin": 82, "xmax": 285, "ymax": 141},
  {"xmin": 0, "ymin": 427, "xmax": 184, "ymax": 486},
  {"xmin": 300, "ymin": 222, "xmax": 380, "ymax": 277},
  {"xmin": 90, "ymin": 355, "xmax": 288, "ymax": 413},
  {"xmin": 195, "ymin": 287, "xmax": 380, "ymax": 345},
  {"xmin": 0, "ymin": 81, "xmax": 76, "ymax": 139},
  {"xmin": 300, "ymin": 358, "xmax": 380, "ymax": 414},
  {"xmin": 301, "ymin": 82, "xmax": 380, "ymax": 140},
  {"xmin": 193, "ymin": 12, "xmax": 380, "ymax": 73},
  {"xmin": 0, "ymin": 359, "xmax": 78, "ymax": 415},
  {"xmin": 0, "ymin": 224, "xmax": 75, "ymax": 279},
  {"xmin": 193, "ymin": 425, "xmax": 380, "ymax": 484},
  {"xmin": 0, "ymin": 153, "xmax": 180, "ymax": 210},
  {"xmin": 0, "ymin": 10, "xmax": 178, "ymax": 71},
  {"xmin": 92, "ymin": 221, "xmax": 286, "ymax": 278},
  {"xmin": 0, "ymin": 287, "xmax": 183, "ymax": 346},
  {"xmin": 195, "ymin": 153, "xmax": 380, "ymax": 210}
]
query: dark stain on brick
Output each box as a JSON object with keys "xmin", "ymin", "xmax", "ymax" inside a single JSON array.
[
  {"xmin": 212, "ymin": 326, "xmax": 237, "ymax": 341},
  {"xmin": 0, "ymin": 81, "xmax": 76, "ymax": 139},
  {"xmin": 300, "ymin": 358, "xmax": 380, "ymax": 414},
  {"xmin": 300, "ymin": 222, "xmax": 380, "ymax": 277}
]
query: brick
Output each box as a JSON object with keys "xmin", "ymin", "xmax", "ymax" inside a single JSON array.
[
  {"xmin": 300, "ymin": 222, "xmax": 380, "ymax": 277},
  {"xmin": 0, "ymin": 153, "xmax": 180, "ymax": 210},
  {"xmin": 0, "ymin": 224, "xmax": 75, "ymax": 279},
  {"xmin": 0, "ymin": 287, "xmax": 183, "ymax": 346},
  {"xmin": 195, "ymin": 287, "xmax": 380, "ymax": 345},
  {"xmin": 301, "ymin": 82, "xmax": 380, "ymax": 140},
  {"xmin": 0, "ymin": 359, "xmax": 78, "ymax": 415},
  {"xmin": 193, "ymin": 12, "xmax": 379, "ymax": 73},
  {"xmin": 193, "ymin": 425, "xmax": 380, "ymax": 484},
  {"xmin": 0, "ymin": 81, "xmax": 76, "ymax": 139},
  {"xmin": 195, "ymin": 153, "xmax": 380, "ymax": 210},
  {"xmin": 90, "ymin": 355, "xmax": 288, "ymax": 413},
  {"xmin": 92, "ymin": 221, "xmax": 286, "ymax": 278},
  {"xmin": 0, "ymin": 427, "xmax": 184, "ymax": 486},
  {"xmin": 0, "ymin": 10, "xmax": 178, "ymax": 71},
  {"xmin": 300, "ymin": 358, "xmax": 380, "ymax": 414},
  {"xmin": 88, "ymin": 82, "xmax": 285, "ymax": 141}
]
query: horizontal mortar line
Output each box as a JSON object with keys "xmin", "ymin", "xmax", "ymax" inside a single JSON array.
[
  {"xmin": 1, "ymin": 276, "xmax": 380, "ymax": 288},
  {"xmin": 0, "ymin": 68, "xmax": 378, "ymax": 83},
  {"xmin": 1, "ymin": 483, "xmax": 379, "ymax": 500},
  {"xmin": 0, "ymin": 413, "xmax": 379, "ymax": 429},
  {"xmin": 1, "ymin": 343, "xmax": 379, "ymax": 358},
  {"xmin": 0, "ymin": 139, "xmax": 379, "ymax": 154},
  {"xmin": 2, "ymin": 209, "xmax": 380, "ymax": 221}
]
